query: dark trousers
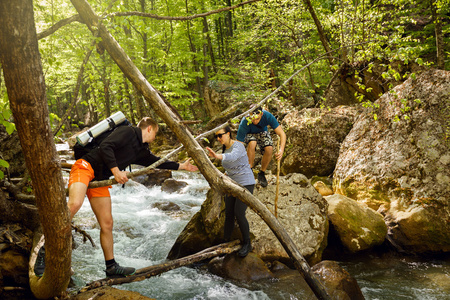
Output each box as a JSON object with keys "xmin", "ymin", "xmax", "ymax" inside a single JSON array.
[{"xmin": 223, "ymin": 184, "xmax": 254, "ymax": 242}]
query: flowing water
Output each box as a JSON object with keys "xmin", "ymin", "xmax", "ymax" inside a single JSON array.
[{"xmin": 66, "ymin": 167, "xmax": 450, "ymax": 300}]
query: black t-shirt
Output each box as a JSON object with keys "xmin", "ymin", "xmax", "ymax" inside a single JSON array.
[{"xmin": 82, "ymin": 126, "xmax": 179, "ymax": 181}]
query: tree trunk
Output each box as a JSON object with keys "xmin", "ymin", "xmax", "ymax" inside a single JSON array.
[
  {"xmin": 70, "ymin": 1, "xmax": 331, "ymax": 299},
  {"xmin": 302, "ymin": 0, "xmax": 334, "ymax": 67},
  {"xmin": 0, "ymin": 1, "xmax": 72, "ymax": 299},
  {"xmin": 431, "ymin": 0, "xmax": 445, "ymax": 69}
]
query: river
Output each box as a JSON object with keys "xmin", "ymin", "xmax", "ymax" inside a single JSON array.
[{"xmin": 66, "ymin": 168, "xmax": 449, "ymax": 299}]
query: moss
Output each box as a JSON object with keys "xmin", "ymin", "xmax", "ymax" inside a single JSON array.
[{"xmin": 368, "ymin": 189, "xmax": 390, "ymax": 202}]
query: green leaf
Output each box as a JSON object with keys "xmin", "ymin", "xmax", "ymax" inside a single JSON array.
[
  {"xmin": 0, "ymin": 159, "xmax": 9, "ymax": 168},
  {"xmin": 4, "ymin": 122, "xmax": 15, "ymax": 134},
  {"xmin": 2, "ymin": 109, "xmax": 11, "ymax": 120},
  {"xmin": 0, "ymin": 170, "xmax": 4, "ymax": 180}
]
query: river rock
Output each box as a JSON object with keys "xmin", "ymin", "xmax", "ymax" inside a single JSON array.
[
  {"xmin": 325, "ymin": 194, "xmax": 387, "ymax": 252},
  {"xmin": 133, "ymin": 169, "xmax": 172, "ymax": 187},
  {"xmin": 312, "ymin": 260, "xmax": 365, "ymax": 300},
  {"xmin": 168, "ymin": 173, "xmax": 329, "ymax": 266},
  {"xmin": 71, "ymin": 286, "xmax": 153, "ymax": 299},
  {"xmin": 161, "ymin": 178, "xmax": 188, "ymax": 193},
  {"xmin": 208, "ymin": 253, "xmax": 274, "ymax": 281},
  {"xmin": 281, "ymin": 106, "xmax": 361, "ymax": 177},
  {"xmin": 333, "ymin": 68, "xmax": 450, "ymax": 253},
  {"xmin": 314, "ymin": 181, "xmax": 334, "ymax": 196}
]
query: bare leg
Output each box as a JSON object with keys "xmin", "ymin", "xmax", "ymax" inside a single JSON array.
[
  {"xmin": 260, "ymin": 146, "xmax": 273, "ymax": 172},
  {"xmin": 68, "ymin": 182, "xmax": 88, "ymax": 220},
  {"xmin": 246, "ymin": 140, "xmax": 257, "ymax": 168},
  {"xmin": 89, "ymin": 196, "xmax": 114, "ymax": 261}
]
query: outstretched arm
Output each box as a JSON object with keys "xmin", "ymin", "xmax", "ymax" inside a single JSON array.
[{"xmin": 206, "ymin": 147, "xmax": 223, "ymax": 160}]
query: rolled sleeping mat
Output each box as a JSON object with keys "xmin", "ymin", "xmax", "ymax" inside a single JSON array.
[{"xmin": 76, "ymin": 111, "xmax": 126, "ymax": 146}]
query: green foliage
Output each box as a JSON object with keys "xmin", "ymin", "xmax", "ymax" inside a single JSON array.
[
  {"xmin": 0, "ymin": 105, "xmax": 13, "ymax": 180},
  {"xmin": 29, "ymin": 0, "xmax": 449, "ymax": 131}
]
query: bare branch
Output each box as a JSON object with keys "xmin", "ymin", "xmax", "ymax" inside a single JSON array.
[
  {"xmin": 107, "ymin": 0, "xmax": 261, "ymax": 21},
  {"xmin": 37, "ymin": 15, "xmax": 82, "ymax": 40}
]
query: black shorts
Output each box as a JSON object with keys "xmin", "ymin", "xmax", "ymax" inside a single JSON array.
[{"xmin": 244, "ymin": 131, "xmax": 273, "ymax": 154}]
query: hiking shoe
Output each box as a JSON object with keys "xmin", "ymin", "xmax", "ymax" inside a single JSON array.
[
  {"xmin": 258, "ymin": 171, "xmax": 268, "ymax": 187},
  {"xmin": 34, "ymin": 245, "xmax": 45, "ymax": 277},
  {"xmin": 238, "ymin": 241, "xmax": 252, "ymax": 257},
  {"xmin": 105, "ymin": 263, "xmax": 136, "ymax": 278}
]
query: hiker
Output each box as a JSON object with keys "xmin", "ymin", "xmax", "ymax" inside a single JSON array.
[
  {"xmin": 34, "ymin": 117, "xmax": 198, "ymax": 278},
  {"xmin": 206, "ymin": 126, "xmax": 254, "ymax": 257},
  {"xmin": 236, "ymin": 106, "xmax": 286, "ymax": 187}
]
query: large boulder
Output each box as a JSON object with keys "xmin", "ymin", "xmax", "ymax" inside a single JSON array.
[
  {"xmin": 325, "ymin": 194, "xmax": 387, "ymax": 252},
  {"xmin": 281, "ymin": 106, "xmax": 361, "ymax": 177},
  {"xmin": 168, "ymin": 173, "xmax": 328, "ymax": 265},
  {"xmin": 333, "ymin": 68, "xmax": 450, "ymax": 253},
  {"xmin": 247, "ymin": 173, "xmax": 328, "ymax": 265}
]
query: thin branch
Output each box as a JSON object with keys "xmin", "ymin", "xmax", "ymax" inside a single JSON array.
[
  {"xmin": 37, "ymin": 15, "xmax": 82, "ymax": 40},
  {"xmin": 72, "ymin": 224, "xmax": 96, "ymax": 247},
  {"xmin": 106, "ymin": 0, "xmax": 261, "ymax": 21}
]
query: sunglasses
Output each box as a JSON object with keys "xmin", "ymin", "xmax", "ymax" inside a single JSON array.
[{"xmin": 214, "ymin": 132, "xmax": 228, "ymax": 139}]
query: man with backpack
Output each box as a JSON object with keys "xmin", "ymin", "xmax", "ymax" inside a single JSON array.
[{"xmin": 34, "ymin": 117, "xmax": 198, "ymax": 278}]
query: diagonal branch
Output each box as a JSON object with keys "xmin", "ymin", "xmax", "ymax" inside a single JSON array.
[{"xmin": 37, "ymin": 14, "xmax": 82, "ymax": 40}]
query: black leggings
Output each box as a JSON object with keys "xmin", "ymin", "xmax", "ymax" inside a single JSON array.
[{"xmin": 223, "ymin": 184, "xmax": 254, "ymax": 242}]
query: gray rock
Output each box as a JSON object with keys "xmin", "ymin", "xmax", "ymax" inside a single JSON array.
[
  {"xmin": 168, "ymin": 173, "xmax": 329, "ymax": 265},
  {"xmin": 281, "ymin": 106, "xmax": 361, "ymax": 177},
  {"xmin": 333, "ymin": 68, "xmax": 450, "ymax": 253}
]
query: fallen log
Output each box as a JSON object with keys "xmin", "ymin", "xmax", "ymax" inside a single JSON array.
[{"xmin": 80, "ymin": 240, "xmax": 241, "ymax": 292}]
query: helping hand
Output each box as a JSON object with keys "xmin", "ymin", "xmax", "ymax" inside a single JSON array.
[
  {"xmin": 205, "ymin": 147, "xmax": 216, "ymax": 159},
  {"xmin": 179, "ymin": 158, "xmax": 198, "ymax": 172}
]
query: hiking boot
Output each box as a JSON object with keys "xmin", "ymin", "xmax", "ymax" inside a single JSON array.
[
  {"xmin": 238, "ymin": 241, "xmax": 252, "ymax": 257},
  {"xmin": 258, "ymin": 171, "xmax": 268, "ymax": 187},
  {"xmin": 105, "ymin": 263, "xmax": 136, "ymax": 278},
  {"xmin": 34, "ymin": 245, "xmax": 45, "ymax": 277}
]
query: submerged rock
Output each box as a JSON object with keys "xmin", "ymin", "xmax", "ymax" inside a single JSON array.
[
  {"xmin": 312, "ymin": 260, "xmax": 365, "ymax": 300},
  {"xmin": 333, "ymin": 68, "xmax": 450, "ymax": 253},
  {"xmin": 161, "ymin": 178, "xmax": 188, "ymax": 193},
  {"xmin": 208, "ymin": 252, "xmax": 274, "ymax": 281}
]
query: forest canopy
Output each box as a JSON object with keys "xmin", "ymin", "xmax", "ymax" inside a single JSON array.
[{"xmin": 0, "ymin": 0, "xmax": 449, "ymax": 135}]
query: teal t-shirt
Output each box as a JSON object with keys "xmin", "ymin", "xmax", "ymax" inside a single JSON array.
[{"xmin": 236, "ymin": 110, "xmax": 280, "ymax": 142}]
